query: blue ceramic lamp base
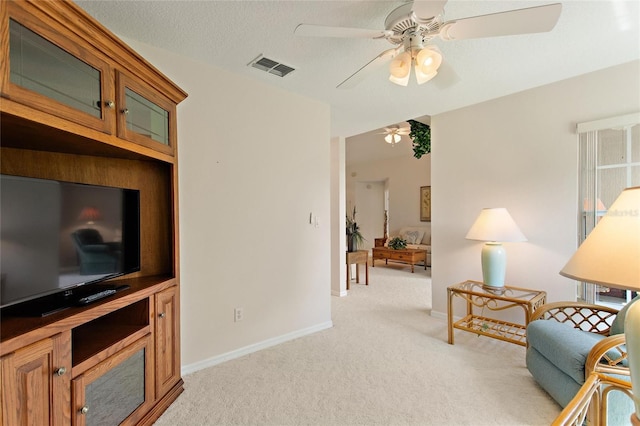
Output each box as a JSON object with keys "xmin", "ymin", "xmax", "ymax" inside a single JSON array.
[{"xmin": 481, "ymin": 242, "xmax": 507, "ymax": 288}]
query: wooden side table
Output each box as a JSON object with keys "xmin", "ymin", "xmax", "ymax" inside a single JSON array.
[
  {"xmin": 447, "ymin": 280, "xmax": 546, "ymax": 346},
  {"xmin": 346, "ymin": 250, "xmax": 369, "ymax": 290}
]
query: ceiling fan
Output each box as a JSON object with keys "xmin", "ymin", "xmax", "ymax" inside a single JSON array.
[
  {"xmin": 294, "ymin": 1, "xmax": 562, "ymax": 88},
  {"xmin": 380, "ymin": 124, "xmax": 410, "ymax": 144}
]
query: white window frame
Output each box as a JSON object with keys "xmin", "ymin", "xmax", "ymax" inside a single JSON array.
[{"xmin": 576, "ymin": 112, "xmax": 640, "ymax": 306}]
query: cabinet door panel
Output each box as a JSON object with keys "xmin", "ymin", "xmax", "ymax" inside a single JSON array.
[
  {"xmin": 72, "ymin": 334, "xmax": 154, "ymax": 426},
  {"xmin": 155, "ymin": 286, "xmax": 179, "ymax": 398},
  {"xmin": 117, "ymin": 72, "xmax": 176, "ymax": 156},
  {"xmin": 10, "ymin": 19, "xmax": 102, "ymax": 118},
  {"xmin": 1, "ymin": 332, "xmax": 71, "ymax": 426},
  {"xmin": 5, "ymin": 348, "xmax": 51, "ymax": 425},
  {"xmin": 124, "ymin": 88, "xmax": 170, "ymax": 145}
]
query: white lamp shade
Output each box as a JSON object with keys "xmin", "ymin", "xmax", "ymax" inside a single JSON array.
[
  {"xmin": 560, "ymin": 186, "xmax": 640, "ymax": 290},
  {"xmin": 465, "ymin": 208, "xmax": 527, "ymax": 242},
  {"xmin": 583, "ymin": 198, "xmax": 607, "ymax": 212}
]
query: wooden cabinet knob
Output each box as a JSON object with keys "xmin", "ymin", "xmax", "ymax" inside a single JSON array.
[
  {"xmin": 159, "ymin": 312, "xmax": 166, "ymax": 318},
  {"xmin": 55, "ymin": 367, "xmax": 66, "ymax": 376},
  {"xmin": 80, "ymin": 406, "xmax": 89, "ymax": 415}
]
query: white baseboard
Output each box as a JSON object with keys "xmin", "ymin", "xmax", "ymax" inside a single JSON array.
[
  {"xmin": 331, "ymin": 289, "xmax": 348, "ymax": 297},
  {"xmin": 430, "ymin": 310, "xmax": 447, "ymax": 321},
  {"xmin": 181, "ymin": 320, "xmax": 334, "ymax": 376}
]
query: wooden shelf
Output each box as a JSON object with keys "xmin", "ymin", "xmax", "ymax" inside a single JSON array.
[
  {"xmin": 453, "ymin": 314, "xmax": 528, "ymax": 346},
  {"xmin": 0, "ymin": 275, "xmax": 174, "ymax": 354},
  {"xmin": 72, "ymin": 298, "xmax": 149, "ymax": 368},
  {"xmin": 72, "ymin": 324, "xmax": 151, "ymax": 377}
]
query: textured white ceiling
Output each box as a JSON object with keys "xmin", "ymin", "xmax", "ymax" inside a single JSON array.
[{"xmin": 76, "ymin": 0, "xmax": 640, "ymax": 147}]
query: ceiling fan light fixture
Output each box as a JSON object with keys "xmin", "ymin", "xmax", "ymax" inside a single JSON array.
[
  {"xmin": 389, "ymin": 46, "xmax": 442, "ymax": 86},
  {"xmin": 384, "ymin": 133, "xmax": 401, "ymax": 144}
]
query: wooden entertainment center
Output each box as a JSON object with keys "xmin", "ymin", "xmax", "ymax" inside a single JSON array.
[{"xmin": 0, "ymin": 1, "xmax": 187, "ymax": 425}]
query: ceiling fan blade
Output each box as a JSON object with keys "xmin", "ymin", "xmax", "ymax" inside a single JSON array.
[
  {"xmin": 440, "ymin": 3, "xmax": 562, "ymax": 40},
  {"xmin": 411, "ymin": 0, "xmax": 448, "ymax": 23},
  {"xmin": 337, "ymin": 46, "xmax": 403, "ymax": 89},
  {"xmin": 294, "ymin": 24, "xmax": 391, "ymax": 39}
]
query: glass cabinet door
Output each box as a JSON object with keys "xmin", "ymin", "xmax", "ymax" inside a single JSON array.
[
  {"xmin": 124, "ymin": 88, "xmax": 169, "ymax": 145},
  {"xmin": 72, "ymin": 335, "xmax": 153, "ymax": 426},
  {"xmin": 4, "ymin": 14, "xmax": 113, "ymax": 134},
  {"xmin": 117, "ymin": 72, "xmax": 176, "ymax": 156}
]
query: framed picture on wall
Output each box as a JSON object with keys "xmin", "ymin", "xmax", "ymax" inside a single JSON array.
[{"xmin": 420, "ymin": 186, "xmax": 431, "ymax": 222}]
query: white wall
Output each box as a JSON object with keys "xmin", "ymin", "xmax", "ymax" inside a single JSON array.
[
  {"xmin": 123, "ymin": 39, "xmax": 333, "ymax": 369},
  {"xmin": 432, "ymin": 60, "xmax": 640, "ymax": 321},
  {"xmin": 353, "ymin": 181, "xmax": 385, "ymax": 251},
  {"xmin": 330, "ymin": 137, "xmax": 347, "ymax": 297},
  {"xmin": 346, "ymin": 154, "xmax": 431, "ymax": 240}
]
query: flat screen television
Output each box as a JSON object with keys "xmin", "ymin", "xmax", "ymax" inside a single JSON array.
[{"xmin": 0, "ymin": 174, "xmax": 140, "ymax": 314}]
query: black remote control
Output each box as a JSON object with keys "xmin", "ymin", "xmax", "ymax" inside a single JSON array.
[{"xmin": 77, "ymin": 289, "xmax": 116, "ymax": 305}]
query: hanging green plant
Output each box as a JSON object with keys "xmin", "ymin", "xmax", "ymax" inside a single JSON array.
[{"xmin": 407, "ymin": 119, "xmax": 431, "ymax": 159}]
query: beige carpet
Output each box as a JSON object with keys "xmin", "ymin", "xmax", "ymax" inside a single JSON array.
[{"xmin": 155, "ymin": 262, "xmax": 561, "ymax": 425}]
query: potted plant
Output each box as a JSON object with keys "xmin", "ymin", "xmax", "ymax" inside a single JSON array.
[
  {"xmin": 388, "ymin": 236, "xmax": 407, "ymax": 250},
  {"xmin": 346, "ymin": 206, "xmax": 364, "ymax": 252}
]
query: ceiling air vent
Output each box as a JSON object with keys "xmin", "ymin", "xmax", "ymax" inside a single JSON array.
[{"xmin": 248, "ymin": 55, "xmax": 295, "ymax": 77}]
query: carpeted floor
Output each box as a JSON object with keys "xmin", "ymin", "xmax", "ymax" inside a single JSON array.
[{"xmin": 155, "ymin": 262, "xmax": 560, "ymax": 425}]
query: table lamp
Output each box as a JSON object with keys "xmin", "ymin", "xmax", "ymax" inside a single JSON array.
[
  {"xmin": 560, "ymin": 186, "xmax": 640, "ymax": 422},
  {"xmin": 465, "ymin": 208, "xmax": 527, "ymax": 288}
]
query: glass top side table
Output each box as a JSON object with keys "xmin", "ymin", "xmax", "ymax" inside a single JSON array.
[{"xmin": 447, "ymin": 280, "xmax": 547, "ymax": 346}]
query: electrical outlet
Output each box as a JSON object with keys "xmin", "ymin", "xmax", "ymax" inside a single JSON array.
[{"xmin": 234, "ymin": 307, "xmax": 244, "ymax": 322}]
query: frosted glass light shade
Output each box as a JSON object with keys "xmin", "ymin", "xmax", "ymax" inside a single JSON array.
[
  {"xmin": 389, "ymin": 46, "xmax": 443, "ymax": 86},
  {"xmin": 389, "ymin": 52, "xmax": 411, "ymax": 86},
  {"xmin": 415, "ymin": 46, "xmax": 442, "ymax": 76},
  {"xmin": 415, "ymin": 66, "xmax": 437, "ymax": 85},
  {"xmin": 384, "ymin": 134, "xmax": 401, "ymax": 144},
  {"xmin": 560, "ymin": 186, "xmax": 640, "ymax": 290}
]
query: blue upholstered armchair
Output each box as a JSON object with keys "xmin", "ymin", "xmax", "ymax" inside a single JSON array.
[{"xmin": 526, "ymin": 300, "xmax": 636, "ymax": 425}]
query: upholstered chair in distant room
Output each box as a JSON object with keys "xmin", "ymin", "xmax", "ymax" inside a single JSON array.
[{"xmin": 71, "ymin": 228, "xmax": 118, "ymax": 275}]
